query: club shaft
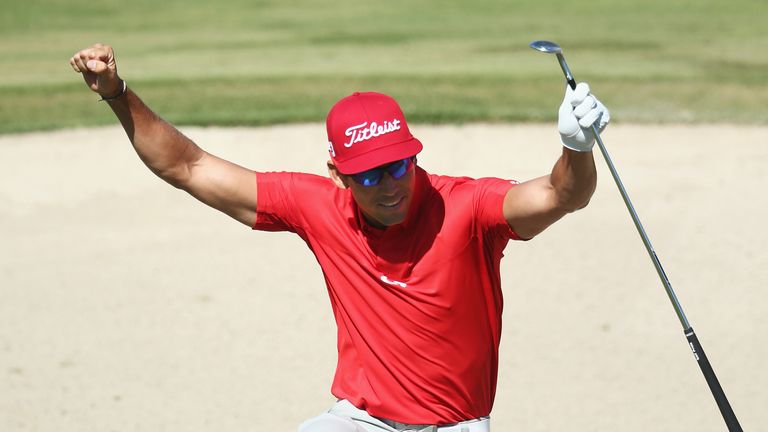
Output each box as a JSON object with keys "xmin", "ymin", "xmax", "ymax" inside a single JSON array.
[
  {"xmin": 559, "ymin": 53, "xmax": 690, "ymax": 328},
  {"xmin": 591, "ymin": 129, "xmax": 690, "ymax": 329},
  {"xmin": 547, "ymin": 48, "xmax": 742, "ymax": 431},
  {"xmin": 556, "ymin": 53, "xmax": 577, "ymax": 90},
  {"xmin": 591, "ymin": 120, "xmax": 743, "ymax": 431},
  {"xmin": 592, "ymin": 116, "xmax": 743, "ymax": 431}
]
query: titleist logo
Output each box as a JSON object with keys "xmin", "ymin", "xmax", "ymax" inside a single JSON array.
[{"xmin": 344, "ymin": 119, "xmax": 401, "ymax": 148}]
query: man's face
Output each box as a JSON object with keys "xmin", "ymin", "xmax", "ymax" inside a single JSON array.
[{"xmin": 329, "ymin": 158, "xmax": 417, "ymax": 229}]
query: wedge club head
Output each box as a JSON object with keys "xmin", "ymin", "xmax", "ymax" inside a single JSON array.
[
  {"xmin": 529, "ymin": 40, "xmax": 575, "ymax": 89},
  {"xmin": 529, "ymin": 40, "xmax": 562, "ymax": 54}
]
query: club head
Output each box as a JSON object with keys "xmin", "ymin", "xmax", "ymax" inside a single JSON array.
[{"xmin": 529, "ymin": 40, "xmax": 562, "ymax": 54}]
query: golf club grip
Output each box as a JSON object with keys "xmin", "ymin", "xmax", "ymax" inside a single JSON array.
[{"xmin": 685, "ymin": 327, "xmax": 742, "ymax": 431}]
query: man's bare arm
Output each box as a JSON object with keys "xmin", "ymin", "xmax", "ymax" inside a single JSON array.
[
  {"xmin": 503, "ymin": 82, "xmax": 608, "ymax": 239},
  {"xmin": 69, "ymin": 44, "xmax": 257, "ymax": 227},
  {"xmin": 503, "ymin": 148, "xmax": 596, "ymax": 239}
]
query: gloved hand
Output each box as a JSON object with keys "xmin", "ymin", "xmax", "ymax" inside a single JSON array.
[{"xmin": 558, "ymin": 82, "xmax": 610, "ymax": 152}]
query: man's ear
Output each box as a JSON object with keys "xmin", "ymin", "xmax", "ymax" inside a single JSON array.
[{"xmin": 327, "ymin": 160, "xmax": 349, "ymax": 189}]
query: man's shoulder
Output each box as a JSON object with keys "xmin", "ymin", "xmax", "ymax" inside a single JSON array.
[
  {"xmin": 422, "ymin": 169, "xmax": 517, "ymax": 202},
  {"xmin": 423, "ymin": 170, "xmax": 497, "ymax": 195},
  {"xmin": 255, "ymin": 171, "xmax": 351, "ymax": 232},
  {"xmin": 257, "ymin": 171, "xmax": 347, "ymax": 208},
  {"xmin": 423, "ymin": 170, "xmax": 476, "ymax": 189},
  {"xmin": 259, "ymin": 171, "xmax": 336, "ymax": 190}
]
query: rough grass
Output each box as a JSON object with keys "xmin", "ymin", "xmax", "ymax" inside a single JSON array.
[{"xmin": 1, "ymin": 0, "xmax": 766, "ymax": 133}]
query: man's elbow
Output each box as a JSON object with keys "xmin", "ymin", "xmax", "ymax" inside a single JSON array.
[
  {"xmin": 556, "ymin": 187, "xmax": 595, "ymax": 213},
  {"xmin": 151, "ymin": 164, "xmax": 193, "ymax": 190},
  {"xmin": 572, "ymin": 176, "xmax": 597, "ymax": 211},
  {"xmin": 575, "ymin": 197, "xmax": 591, "ymax": 211},
  {"xmin": 152, "ymin": 151, "xmax": 204, "ymax": 190}
]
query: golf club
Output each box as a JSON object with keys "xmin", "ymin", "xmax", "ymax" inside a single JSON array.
[{"xmin": 529, "ymin": 40, "xmax": 742, "ymax": 431}]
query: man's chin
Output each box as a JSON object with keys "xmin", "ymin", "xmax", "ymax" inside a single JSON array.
[
  {"xmin": 383, "ymin": 208, "xmax": 412, "ymax": 227},
  {"xmin": 368, "ymin": 209, "xmax": 407, "ymax": 228}
]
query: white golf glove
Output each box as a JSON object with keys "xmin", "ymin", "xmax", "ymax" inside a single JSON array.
[{"xmin": 558, "ymin": 82, "xmax": 610, "ymax": 152}]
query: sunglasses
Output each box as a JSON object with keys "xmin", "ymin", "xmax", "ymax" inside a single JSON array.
[{"xmin": 350, "ymin": 157, "xmax": 415, "ymax": 187}]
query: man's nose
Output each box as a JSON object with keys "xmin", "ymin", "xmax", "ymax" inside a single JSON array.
[{"xmin": 378, "ymin": 171, "xmax": 398, "ymax": 190}]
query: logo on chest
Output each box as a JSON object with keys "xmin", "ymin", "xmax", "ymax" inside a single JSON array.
[{"xmin": 380, "ymin": 274, "xmax": 407, "ymax": 288}]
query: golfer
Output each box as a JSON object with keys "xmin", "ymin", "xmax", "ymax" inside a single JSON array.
[{"xmin": 70, "ymin": 43, "xmax": 609, "ymax": 432}]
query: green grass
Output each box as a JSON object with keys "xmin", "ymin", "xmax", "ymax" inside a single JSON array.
[{"xmin": 1, "ymin": 0, "xmax": 767, "ymax": 134}]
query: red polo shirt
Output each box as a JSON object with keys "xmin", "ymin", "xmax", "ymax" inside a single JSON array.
[{"xmin": 254, "ymin": 167, "xmax": 520, "ymax": 424}]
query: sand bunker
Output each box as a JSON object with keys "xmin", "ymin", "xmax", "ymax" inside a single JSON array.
[{"xmin": 1, "ymin": 124, "xmax": 765, "ymax": 430}]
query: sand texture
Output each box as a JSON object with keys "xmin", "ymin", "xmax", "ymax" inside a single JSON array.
[{"xmin": 1, "ymin": 124, "xmax": 766, "ymax": 431}]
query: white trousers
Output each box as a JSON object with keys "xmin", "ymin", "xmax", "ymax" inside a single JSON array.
[{"xmin": 299, "ymin": 399, "xmax": 491, "ymax": 432}]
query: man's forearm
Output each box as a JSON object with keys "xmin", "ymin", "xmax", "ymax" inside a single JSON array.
[
  {"xmin": 106, "ymin": 88, "xmax": 203, "ymax": 188},
  {"xmin": 549, "ymin": 147, "xmax": 597, "ymax": 212}
]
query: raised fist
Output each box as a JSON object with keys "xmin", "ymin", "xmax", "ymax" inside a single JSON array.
[{"xmin": 69, "ymin": 43, "xmax": 123, "ymax": 99}]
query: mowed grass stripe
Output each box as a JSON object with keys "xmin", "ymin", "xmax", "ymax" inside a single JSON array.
[
  {"xmin": 3, "ymin": 75, "xmax": 765, "ymax": 134},
  {"xmin": 1, "ymin": 0, "xmax": 767, "ymax": 133}
]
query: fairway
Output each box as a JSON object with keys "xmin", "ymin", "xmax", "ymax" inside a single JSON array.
[{"xmin": 1, "ymin": 0, "xmax": 767, "ymax": 133}]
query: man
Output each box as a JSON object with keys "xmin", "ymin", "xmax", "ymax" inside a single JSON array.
[{"xmin": 70, "ymin": 43, "xmax": 609, "ymax": 432}]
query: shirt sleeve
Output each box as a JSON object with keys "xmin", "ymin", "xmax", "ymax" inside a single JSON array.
[
  {"xmin": 253, "ymin": 171, "xmax": 301, "ymax": 233},
  {"xmin": 253, "ymin": 171, "xmax": 335, "ymax": 236},
  {"xmin": 472, "ymin": 177, "xmax": 522, "ymax": 241}
]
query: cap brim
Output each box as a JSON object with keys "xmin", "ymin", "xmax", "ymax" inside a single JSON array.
[{"xmin": 334, "ymin": 137, "xmax": 423, "ymax": 174}]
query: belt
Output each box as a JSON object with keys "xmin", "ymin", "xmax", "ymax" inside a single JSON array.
[
  {"xmin": 378, "ymin": 418, "xmax": 437, "ymax": 432},
  {"xmin": 376, "ymin": 415, "xmax": 490, "ymax": 432}
]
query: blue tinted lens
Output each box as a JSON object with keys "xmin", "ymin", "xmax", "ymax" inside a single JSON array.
[
  {"xmin": 352, "ymin": 169, "xmax": 383, "ymax": 186},
  {"xmin": 351, "ymin": 158, "xmax": 413, "ymax": 187},
  {"xmin": 386, "ymin": 158, "xmax": 412, "ymax": 180}
]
